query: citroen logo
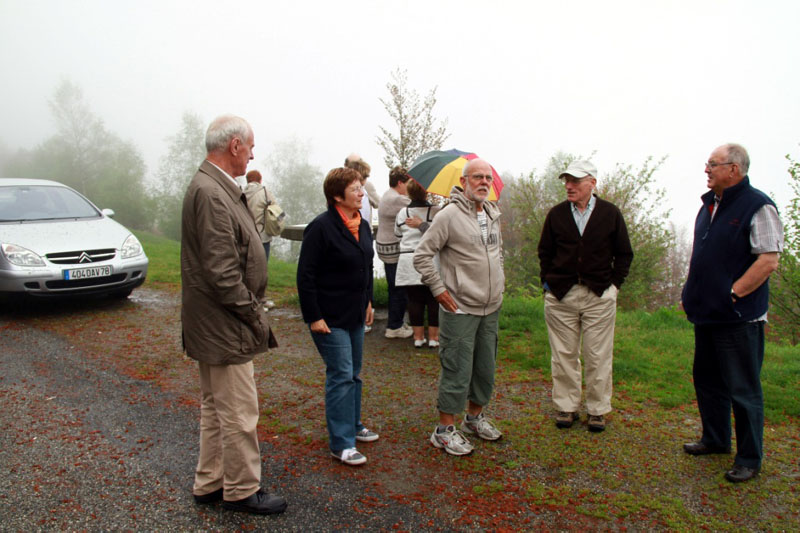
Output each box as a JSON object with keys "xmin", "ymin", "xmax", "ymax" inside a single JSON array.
[{"xmin": 78, "ymin": 252, "xmax": 92, "ymax": 263}]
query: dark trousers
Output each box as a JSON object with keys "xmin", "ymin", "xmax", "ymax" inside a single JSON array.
[
  {"xmin": 693, "ymin": 322, "xmax": 765, "ymax": 469},
  {"xmin": 406, "ymin": 285, "xmax": 439, "ymax": 327},
  {"xmin": 383, "ymin": 262, "xmax": 408, "ymax": 329}
]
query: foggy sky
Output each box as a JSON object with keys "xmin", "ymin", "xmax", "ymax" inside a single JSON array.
[{"xmin": 1, "ymin": 0, "xmax": 799, "ymax": 230}]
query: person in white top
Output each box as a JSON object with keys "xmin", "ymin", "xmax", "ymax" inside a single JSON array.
[
  {"xmin": 394, "ymin": 180, "xmax": 441, "ymax": 348},
  {"xmin": 377, "ymin": 167, "xmax": 414, "ymax": 338}
]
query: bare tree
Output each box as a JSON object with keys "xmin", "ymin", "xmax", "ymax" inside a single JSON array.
[{"xmin": 376, "ymin": 68, "xmax": 450, "ymax": 169}]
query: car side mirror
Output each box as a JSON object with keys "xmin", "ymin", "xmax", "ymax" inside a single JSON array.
[{"xmin": 102, "ymin": 208, "xmax": 116, "ymax": 218}]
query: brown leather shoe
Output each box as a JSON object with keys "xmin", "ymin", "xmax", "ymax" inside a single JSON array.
[
  {"xmin": 725, "ymin": 464, "xmax": 760, "ymax": 483},
  {"xmin": 588, "ymin": 415, "xmax": 606, "ymax": 433},
  {"xmin": 683, "ymin": 442, "xmax": 731, "ymax": 455},
  {"xmin": 555, "ymin": 411, "xmax": 579, "ymax": 429}
]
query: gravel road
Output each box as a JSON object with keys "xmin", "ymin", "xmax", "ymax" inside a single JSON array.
[{"xmin": 0, "ymin": 294, "xmax": 432, "ymax": 532}]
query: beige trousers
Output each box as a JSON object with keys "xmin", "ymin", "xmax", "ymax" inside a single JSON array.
[
  {"xmin": 193, "ymin": 360, "xmax": 261, "ymax": 501},
  {"xmin": 544, "ymin": 284, "xmax": 618, "ymax": 416}
]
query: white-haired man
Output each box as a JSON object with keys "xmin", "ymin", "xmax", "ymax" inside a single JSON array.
[
  {"xmin": 414, "ymin": 158, "xmax": 505, "ymax": 456},
  {"xmin": 538, "ymin": 160, "xmax": 633, "ymax": 433},
  {"xmin": 682, "ymin": 143, "xmax": 783, "ymax": 483},
  {"xmin": 181, "ymin": 115, "xmax": 286, "ymax": 514}
]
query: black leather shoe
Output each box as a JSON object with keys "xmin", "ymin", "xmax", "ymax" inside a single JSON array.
[
  {"xmin": 222, "ymin": 489, "xmax": 287, "ymax": 515},
  {"xmin": 725, "ymin": 464, "xmax": 760, "ymax": 483},
  {"xmin": 193, "ymin": 487, "xmax": 223, "ymax": 504},
  {"xmin": 683, "ymin": 442, "xmax": 731, "ymax": 455}
]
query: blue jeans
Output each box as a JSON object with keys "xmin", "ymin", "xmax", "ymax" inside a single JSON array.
[
  {"xmin": 310, "ymin": 326, "xmax": 365, "ymax": 452},
  {"xmin": 693, "ymin": 322, "xmax": 764, "ymax": 469},
  {"xmin": 262, "ymin": 241, "xmax": 271, "ymax": 263},
  {"xmin": 383, "ymin": 262, "xmax": 408, "ymax": 329}
]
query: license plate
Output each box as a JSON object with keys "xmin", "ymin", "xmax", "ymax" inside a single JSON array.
[{"xmin": 63, "ymin": 265, "xmax": 112, "ymax": 280}]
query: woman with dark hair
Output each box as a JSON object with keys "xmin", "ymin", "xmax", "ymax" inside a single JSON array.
[
  {"xmin": 377, "ymin": 166, "xmax": 413, "ymax": 338},
  {"xmin": 394, "ymin": 179, "xmax": 441, "ymax": 348},
  {"xmin": 297, "ymin": 167, "xmax": 377, "ymax": 466}
]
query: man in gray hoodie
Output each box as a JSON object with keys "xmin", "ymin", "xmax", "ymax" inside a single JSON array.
[{"xmin": 413, "ymin": 158, "xmax": 505, "ymax": 456}]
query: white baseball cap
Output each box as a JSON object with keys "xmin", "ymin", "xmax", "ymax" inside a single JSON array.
[{"xmin": 559, "ymin": 160, "xmax": 597, "ymax": 180}]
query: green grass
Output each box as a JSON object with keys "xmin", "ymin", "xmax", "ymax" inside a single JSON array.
[
  {"xmin": 134, "ymin": 229, "xmax": 800, "ymax": 419},
  {"xmin": 135, "ymin": 230, "xmax": 299, "ymax": 302},
  {"xmin": 135, "ymin": 231, "xmax": 182, "ymax": 285},
  {"xmin": 497, "ymin": 295, "xmax": 800, "ymax": 419}
]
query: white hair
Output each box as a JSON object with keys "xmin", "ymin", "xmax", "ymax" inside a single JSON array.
[
  {"xmin": 462, "ymin": 158, "xmax": 488, "ymax": 177},
  {"xmin": 724, "ymin": 143, "xmax": 750, "ymax": 175},
  {"xmin": 205, "ymin": 115, "xmax": 252, "ymax": 153}
]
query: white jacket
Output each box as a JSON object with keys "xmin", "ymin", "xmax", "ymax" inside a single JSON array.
[{"xmin": 394, "ymin": 203, "xmax": 441, "ymax": 286}]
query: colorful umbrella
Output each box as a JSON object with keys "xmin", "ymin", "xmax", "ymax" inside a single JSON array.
[{"xmin": 407, "ymin": 149, "xmax": 504, "ymax": 201}]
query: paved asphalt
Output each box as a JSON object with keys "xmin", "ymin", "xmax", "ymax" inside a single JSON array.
[{"xmin": 0, "ymin": 310, "xmax": 432, "ymax": 532}]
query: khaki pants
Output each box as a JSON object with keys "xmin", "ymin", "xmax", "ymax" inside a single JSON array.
[
  {"xmin": 544, "ymin": 284, "xmax": 617, "ymax": 416},
  {"xmin": 193, "ymin": 360, "xmax": 261, "ymax": 501}
]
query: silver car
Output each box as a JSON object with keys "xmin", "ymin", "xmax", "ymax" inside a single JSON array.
[{"xmin": 0, "ymin": 178, "xmax": 148, "ymax": 299}]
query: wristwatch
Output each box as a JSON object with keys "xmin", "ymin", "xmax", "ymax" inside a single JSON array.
[{"xmin": 731, "ymin": 289, "xmax": 739, "ymax": 302}]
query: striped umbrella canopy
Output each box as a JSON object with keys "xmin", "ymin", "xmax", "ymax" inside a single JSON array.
[{"xmin": 406, "ymin": 149, "xmax": 504, "ymax": 200}]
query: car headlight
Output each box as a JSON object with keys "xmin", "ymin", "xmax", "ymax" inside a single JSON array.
[
  {"xmin": 121, "ymin": 234, "xmax": 144, "ymax": 259},
  {"xmin": 1, "ymin": 243, "xmax": 46, "ymax": 267}
]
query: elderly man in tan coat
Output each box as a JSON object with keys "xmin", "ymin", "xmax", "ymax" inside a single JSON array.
[{"xmin": 181, "ymin": 115, "xmax": 285, "ymax": 515}]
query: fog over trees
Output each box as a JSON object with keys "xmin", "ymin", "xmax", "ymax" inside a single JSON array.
[{"xmin": 1, "ymin": 80, "xmax": 150, "ymax": 227}]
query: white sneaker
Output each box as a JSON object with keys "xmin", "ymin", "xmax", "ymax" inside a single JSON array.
[
  {"xmin": 331, "ymin": 447, "xmax": 367, "ymax": 466},
  {"xmin": 265, "ymin": 300, "xmax": 275, "ymax": 309},
  {"xmin": 414, "ymin": 338, "xmax": 427, "ymax": 348},
  {"xmin": 385, "ymin": 325, "xmax": 413, "ymax": 339},
  {"xmin": 460, "ymin": 412, "xmax": 502, "ymax": 441},
  {"xmin": 430, "ymin": 425, "xmax": 473, "ymax": 456},
  {"xmin": 428, "ymin": 339, "xmax": 439, "ymax": 348},
  {"xmin": 355, "ymin": 427, "xmax": 379, "ymax": 442}
]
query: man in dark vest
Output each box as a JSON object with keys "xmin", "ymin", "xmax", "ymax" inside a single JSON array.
[{"xmin": 682, "ymin": 143, "xmax": 784, "ymax": 483}]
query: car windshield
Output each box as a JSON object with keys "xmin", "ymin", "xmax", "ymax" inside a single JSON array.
[{"xmin": 0, "ymin": 185, "xmax": 100, "ymax": 222}]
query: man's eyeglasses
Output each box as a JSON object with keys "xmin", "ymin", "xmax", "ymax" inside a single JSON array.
[
  {"xmin": 705, "ymin": 161, "xmax": 734, "ymax": 169},
  {"xmin": 466, "ymin": 173, "xmax": 493, "ymax": 183}
]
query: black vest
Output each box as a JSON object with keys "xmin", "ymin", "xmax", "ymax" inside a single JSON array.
[{"xmin": 682, "ymin": 177, "xmax": 775, "ymax": 325}]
